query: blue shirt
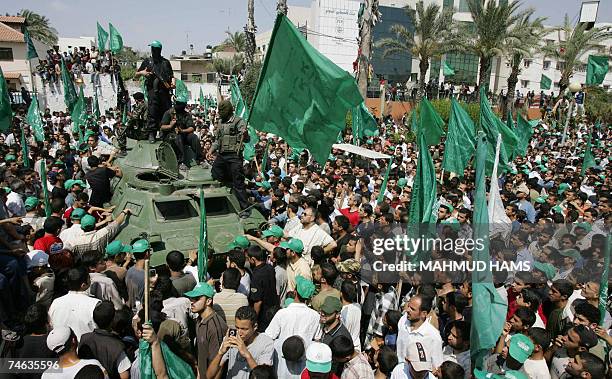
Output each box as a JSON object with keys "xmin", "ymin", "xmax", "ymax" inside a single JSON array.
[{"xmin": 518, "ymin": 199, "xmax": 536, "ymax": 223}]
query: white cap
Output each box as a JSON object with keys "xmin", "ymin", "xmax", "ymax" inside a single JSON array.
[
  {"xmin": 405, "ymin": 342, "xmax": 432, "ymax": 372},
  {"xmin": 26, "ymin": 250, "xmax": 49, "ymax": 269},
  {"xmin": 305, "ymin": 342, "xmax": 332, "ymax": 373},
  {"xmin": 47, "ymin": 326, "xmax": 73, "ymax": 353}
]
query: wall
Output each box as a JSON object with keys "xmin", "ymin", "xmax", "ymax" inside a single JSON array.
[
  {"xmin": 0, "ymin": 42, "xmax": 29, "ymax": 88},
  {"xmin": 57, "ymin": 36, "xmax": 95, "ymax": 53}
]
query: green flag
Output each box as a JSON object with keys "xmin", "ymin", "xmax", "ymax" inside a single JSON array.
[
  {"xmin": 442, "ymin": 98, "xmax": 476, "ymax": 175},
  {"xmin": 23, "ymin": 27, "xmax": 38, "ymax": 60},
  {"xmin": 93, "ymin": 90, "xmax": 101, "ymax": 120},
  {"xmin": 248, "ymin": 13, "xmax": 362, "ymax": 164},
  {"xmin": 0, "ymin": 67, "xmax": 12, "ymax": 132},
  {"xmin": 377, "ymin": 157, "xmax": 394, "ymax": 204},
  {"xmin": 108, "ymin": 23, "xmax": 123, "ymax": 54},
  {"xmin": 139, "ymin": 339, "xmax": 195, "ymax": 379},
  {"xmin": 408, "ymin": 131, "xmax": 437, "ymax": 224},
  {"xmin": 479, "ymin": 87, "xmax": 519, "ymax": 174},
  {"xmin": 199, "ymin": 87, "xmax": 205, "ymax": 106},
  {"xmin": 96, "ymin": 22, "xmax": 108, "ymax": 52},
  {"xmin": 600, "ymin": 235, "xmax": 611, "ymax": 326},
  {"xmin": 471, "ymin": 133, "xmax": 508, "ymax": 370},
  {"xmin": 175, "ymin": 79, "xmax": 189, "ymax": 103},
  {"xmin": 515, "ymin": 114, "xmax": 534, "ymax": 157},
  {"xmin": 140, "ymin": 76, "xmax": 148, "ymax": 101},
  {"xmin": 540, "ymin": 74, "xmax": 552, "ymax": 90},
  {"xmin": 351, "ymin": 102, "xmax": 378, "ymax": 143},
  {"xmin": 27, "ymin": 95, "xmax": 45, "ymax": 142},
  {"xmin": 418, "ymin": 97, "xmax": 445, "ymax": 145},
  {"xmin": 198, "ymin": 187, "xmax": 208, "ymax": 282},
  {"xmin": 60, "ymin": 59, "xmax": 77, "ymax": 112},
  {"xmin": 581, "ymin": 127, "xmax": 596, "ymax": 176},
  {"xmin": 71, "ymin": 86, "xmax": 87, "ymax": 136},
  {"xmin": 40, "ymin": 160, "xmax": 51, "ymax": 218},
  {"xmin": 443, "ymin": 61, "xmax": 455, "ymax": 76},
  {"xmin": 586, "ymin": 55, "xmax": 609, "ymax": 86},
  {"xmin": 20, "ymin": 128, "xmax": 30, "ymax": 168}
]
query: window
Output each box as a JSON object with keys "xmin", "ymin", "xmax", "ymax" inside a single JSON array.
[
  {"xmin": 180, "ymin": 73, "xmax": 188, "ymax": 81},
  {"xmin": 543, "ymin": 60, "xmax": 551, "ymax": 70},
  {"xmin": 206, "ymin": 72, "xmax": 216, "ymax": 83},
  {"xmin": 521, "ymin": 80, "xmax": 529, "ymax": 88},
  {"xmin": 155, "ymin": 200, "xmax": 197, "ymax": 221},
  {"xmin": 556, "ymin": 62, "xmax": 566, "ymax": 71},
  {"xmin": 523, "ymin": 60, "xmax": 532, "ymax": 68},
  {"xmin": 200, "ymin": 197, "xmax": 235, "ymax": 216},
  {"xmin": 0, "ymin": 48, "xmax": 13, "ymax": 61},
  {"xmin": 192, "ymin": 73, "xmax": 202, "ymax": 83}
]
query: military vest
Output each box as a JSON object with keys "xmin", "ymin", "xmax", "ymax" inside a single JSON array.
[{"xmin": 218, "ymin": 117, "xmax": 244, "ymax": 154}]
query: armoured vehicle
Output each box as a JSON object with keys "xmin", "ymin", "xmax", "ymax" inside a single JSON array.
[{"xmin": 109, "ymin": 140, "xmax": 266, "ymax": 270}]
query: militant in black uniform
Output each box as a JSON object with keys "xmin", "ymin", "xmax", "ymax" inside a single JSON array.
[
  {"xmin": 160, "ymin": 100, "xmax": 202, "ymax": 166},
  {"xmin": 208, "ymin": 100, "xmax": 250, "ymax": 210},
  {"xmin": 116, "ymin": 92, "xmax": 148, "ymax": 156},
  {"xmin": 135, "ymin": 40, "xmax": 174, "ymax": 143}
]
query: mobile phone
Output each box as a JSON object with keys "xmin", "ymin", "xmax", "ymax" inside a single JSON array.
[
  {"xmin": 229, "ymin": 328, "xmax": 237, "ymax": 337},
  {"xmin": 149, "ymin": 269, "xmax": 156, "ymax": 277}
]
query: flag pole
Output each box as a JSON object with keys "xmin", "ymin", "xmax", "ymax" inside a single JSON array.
[
  {"xmin": 144, "ymin": 259, "xmax": 150, "ymax": 322},
  {"xmin": 599, "ymin": 235, "xmax": 611, "ymax": 326},
  {"xmin": 198, "ymin": 187, "xmax": 208, "ymax": 282}
]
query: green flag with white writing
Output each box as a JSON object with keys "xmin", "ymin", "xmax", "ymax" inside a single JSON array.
[
  {"xmin": 0, "ymin": 67, "xmax": 12, "ymax": 132},
  {"xmin": 109, "ymin": 23, "xmax": 123, "ymax": 54},
  {"xmin": 586, "ymin": 55, "xmax": 608, "ymax": 86},
  {"xmin": 248, "ymin": 13, "xmax": 362, "ymax": 164},
  {"xmin": 97, "ymin": 22, "xmax": 108, "ymax": 52},
  {"xmin": 60, "ymin": 59, "xmax": 77, "ymax": 112},
  {"xmin": 540, "ymin": 74, "xmax": 552, "ymax": 90},
  {"xmin": 27, "ymin": 95, "xmax": 45, "ymax": 142}
]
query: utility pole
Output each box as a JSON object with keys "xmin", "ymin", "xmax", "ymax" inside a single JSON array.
[
  {"xmin": 245, "ymin": 0, "xmax": 257, "ymax": 68},
  {"xmin": 277, "ymin": 0, "xmax": 288, "ymax": 15},
  {"xmin": 357, "ymin": 0, "xmax": 380, "ymax": 99}
]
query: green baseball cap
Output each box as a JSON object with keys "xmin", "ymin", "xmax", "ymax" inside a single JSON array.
[
  {"xmin": 70, "ymin": 208, "xmax": 86, "ymax": 220},
  {"xmin": 557, "ymin": 183, "xmax": 571, "ymax": 194},
  {"xmin": 5, "ymin": 154, "xmax": 16, "ymax": 162},
  {"xmin": 262, "ymin": 225, "xmax": 284, "ymax": 238},
  {"xmin": 474, "ymin": 370, "xmax": 528, "ymax": 379},
  {"xmin": 397, "ymin": 178, "xmax": 408, "ymax": 188},
  {"xmin": 552, "ymin": 205, "xmax": 564, "ymax": 214},
  {"xmin": 184, "ymin": 282, "xmax": 215, "ymax": 299},
  {"xmin": 508, "ymin": 334, "xmax": 534, "ymax": 364},
  {"xmin": 320, "ymin": 296, "xmax": 342, "ymax": 315},
  {"xmin": 280, "ymin": 238, "xmax": 304, "ymax": 254},
  {"xmin": 80, "ymin": 214, "xmax": 96, "ymax": 229},
  {"xmin": 559, "ymin": 249, "xmax": 581, "ymax": 260},
  {"xmin": 441, "ymin": 218, "xmax": 460, "ymax": 231},
  {"xmin": 131, "ymin": 239, "xmax": 151, "ymax": 253},
  {"xmin": 84, "ymin": 130, "xmax": 97, "ymax": 140},
  {"xmin": 533, "ymin": 261, "xmax": 556, "ymax": 280},
  {"xmin": 105, "ymin": 240, "xmax": 132, "ymax": 256},
  {"xmin": 535, "ymin": 196, "xmax": 547, "ymax": 204},
  {"xmin": 256, "ymin": 181, "xmax": 271, "ymax": 190},
  {"xmin": 295, "ymin": 275, "xmax": 315, "ymax": 299},
  {"xmin": 149, "ymin": 40, "xmax": 162, "ymax": 48},
  {"xmin": 24, "ymin": 196, "xmax": 39, "ymax": 210},
  {"xmin": 227, "ymin": 235, "xmax": 250, "ymax": 250},
  {"xmin": 574, "ymin": 222, "xmax": 592, "ymax": 233},
  {"xmin": 64, "ymin": 179, "xmax": 87, "ymax": 190}
]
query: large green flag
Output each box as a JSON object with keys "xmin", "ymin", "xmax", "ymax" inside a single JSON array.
[
  {"xmin": 479, "ymin": 87, "xmax": 519, "ymax": 174},
  {"xmin": 60, "ymin": 59, "xmax": 77, "ymax": 112},
  {"xmin": 0, "ymin": 67, "xmax": 12, "ymax": 132},
  {"xmin": 540, "ymin": 74, "xmax": 552, "ymax": 90},
  {"xmin": 351, "ymin": 102, "xmax": 378, "ymax": 143},
  {"xmin": 27, "ymin": 95, "xmax": 45, "ymax": 142},
  {"xmin": 376, "ymin": 157, "xmax": 394, "ymax": 204},
  {"xmin": 108, "ymin": 23, "xmax": 123, "ymax": 54},
  {"xmin": 586, "ymin": 55, "xmax": 609, "ymax": 86},
  {"xmin": 139, "ymin": 339, "xmax": 195, "ymax": 379},
  {"xmin": 443, "ymin": 61, "xmax": 455, "ymax": 76},
  {"xmin": 247, "ymin": 14, "xmax": 362, "ymax": 165},
  {"xmin": 408, "ymin": 131, "xmax": 437, "ymax": 224},
  {"xmin": 471, "ymin": 133, "xmax": 508, "ymax": 370},
  {"xmin": 23, "ymin": 27, "xmax": 38, "ymax": 60},
  {"xmin": 515, "ymin": 114, "xmax": 534, "ymax": 157},
  {"xmin": 71, "ymin": 86, "xmax": 87, "ymax": 136},
  {"xmin": 600, "ymin": 235, "xmax": 611, "ymax": 326},
  {"xmin": 93, "ymin": 90, "xmax": 101, "ymax": 120},
  {"xmin": 442, "ymin": 98, "xmax": 475, "ymax": 175},
  {"xmin": 96, "ymin": 22, "xmax": 108, "ymax": 52},
  {"xmin": 418, "ymin": 97, "xmax": 445, "ymax": 145},
  {"xmin": 198, "ymin": 187, "xmax": 208, "ymax": 282},
  {"xmin": 581, "ymin": 126, "xmax": 596, "ymax": 176}
]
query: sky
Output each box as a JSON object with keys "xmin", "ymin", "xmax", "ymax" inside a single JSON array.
[{"xmin": 7, "ymin": 0, "xmax": 611, "ymax": 56}]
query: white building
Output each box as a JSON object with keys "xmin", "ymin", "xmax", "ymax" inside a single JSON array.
[{"xmin": 57, "ymin": 36, "xmax": 95, "ymax": 53}]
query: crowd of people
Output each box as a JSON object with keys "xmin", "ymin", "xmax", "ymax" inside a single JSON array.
[
  {"xmin": 35, "ymin": 47, "xmax": 119, "ymax": 85},
  {"xmin": 0, "ymin": 80, "xmax": 611, "ymax": 379}
]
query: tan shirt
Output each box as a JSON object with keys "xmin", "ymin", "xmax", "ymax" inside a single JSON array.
[
  {"xmin": 287, "ymin": 257, "xmax": 312, "ymax": 292},
  {"xmin": 212, "ymin": 289, "xmax": 249, "ymax": 328}
]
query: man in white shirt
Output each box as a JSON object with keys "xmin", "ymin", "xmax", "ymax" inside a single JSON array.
[
  {"xmin": 340, "ymin": 281, "xmax": 362, "ymax": 352},
  {"xmin": 58, "ymin": 208, "xmax": 86, "ymax": 242},
  {"xmin": 287, "ymin": 207, "xmax": 336, "ymax": 262},
  {"xmin": 48, "ymin": 266, "xmax": 101, "ymax": 341},
  {"xmin": 42, "ymin": 326, "xmax": 107, "ymax": 379},
  {"xmin": 523, "ymin": 327, "xmax": 552, "ymax": 379},
  {"xmin": 396, "ymin": 295, "xmax": 443, "ymax": 369},
  {"xmin": 83, "ymin": 253, "xmax": 124, "ymax": 310}
]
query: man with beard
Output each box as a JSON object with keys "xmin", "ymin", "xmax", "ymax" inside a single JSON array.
[
  {"xmin": 135, "ymin": 40, "xmax": 174, "ymax": 143},
  {"xmin": 207, "ymin": 100, "xmax": 250, "ymax": 210}
]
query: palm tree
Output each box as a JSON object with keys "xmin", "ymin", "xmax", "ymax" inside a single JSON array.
[
  {"xmin": 459, "ymin": 0, "xmax": 525, "ymax": 100},
  {"xmin": 542, "ymin": 14, "xmax": 612, "ymax": 94},
  {"xmin": 213, "ymin": 56, "xmax": 244, "ymax": 76},
  {"xmin": 18, "ymin": 9, "xmax": 58, "ymax": 46},
  {"xmin": 501, "ymin": 11, "xmax": 546, "ymax": 118},
  {"xmin": 375, "ymin": 2, "xmax": 456, "ymax": 99},
  {"xmin": 224, "ymin": 31, "xmax": 246, "ymax": 53}
]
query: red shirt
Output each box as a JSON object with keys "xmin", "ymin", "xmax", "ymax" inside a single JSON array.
[
  {"xmin": 301, "ymin": 370, "xmax": 339, "ymax": 379},
  {"xmin": 340, "ymin": 208, "xmax": 360, "ymax": 228},
  {"xmin": 33, "ymin": 234, "xmax": 64, "ymax": 255}
]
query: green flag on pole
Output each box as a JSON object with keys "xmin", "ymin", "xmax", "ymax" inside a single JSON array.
[
  {"xmin": 60, "ymin": 59, "xmax": 77, "ymax": 112},
  {"xmin": 418, "ymin": 97, "xmax": 445, "ymax": 146},
  {"xmin": 247, "ymin": 13, "xmax": 362, "ymax": 165},
  {"xmin": 23, "ymin": 27, "xmax": 39, "ymax": 60},
  {"xmin": 199, "ymin": 87, "xmax": 205, "ymax": 106},
  {"xmin": 93, "ymin": 90, "xmax": 101, "ymax": 120},
  {"xmin": 20, "ymin": 128, "xmax": 30, "ymax": 168},
  {"xmin": 540, "ymin": 74, "xmax": 552, "ymax": 90},
  {"xmin": 377, "ymin": 157, "xmax": 394, "ymax": 204},
  {"xmin": 175, "ymin": 79, "xmax": 189, "ymax": 103},
  {"xmin": 600, "ymin": 235, "xmax": 611, "ymax": 326},
  {"xmin": 408, "ymin": 131, "xmax": 437, "ymax": 224},
  {"xmin": 443, "ymin": 61, "xmax": 455, "ymax": 76},
  {"xmin": 586, "ymin": 55, "xmax": 609, "ymax": 86},
  {"xmin": 96, "ymin": 22, "xmax": 109, "ymax": 52},
  {"xmin": 351, "ymin": 102, "xmax": 378, "ymax": 143},
  {"xmin": 442, "ymin": 98, "xmax": 475, "ymax": 176},
  {"xmin": 139, "ymin": 339, "xmax": 195, "ymax": 379},
  {"xmin": 40, "ymin": 160, "xmax": 51, "ymax": 218},
  {"xmin": 197, "ymin": 187, "xmax": 208, "ymax": 282},
  {"xmin": 471, "ymin": 133, "xmax": 508, "ymax": 370},
  {"xmin": 71, "ymin": 86, "xmax": 87, "ymax": 137},
  {"xmin": 109, "ymin": 23, "xmax": 123, "ymax": 54},
  {"xmin": 515, "ymin": 114, "xmax": 534, "ymax": 157},
  {"xmin": 581, "ymin": 126, "xmax": 596, "ymax": 176},
  {"xmin": 27, "ymin": 95, "xmax": 45, "ymax": 142},
  {"xmin": 140, "ymin": 77, "xmax": 148, "ymax": 101},
  {"xmin": 0, "ymin": 67, "xmax": 12, "ymax": 132}
]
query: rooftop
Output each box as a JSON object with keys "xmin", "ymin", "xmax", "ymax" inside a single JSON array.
[{"xmin": 0, "ymin": 21, "xmax": 24, "ymax": 42}]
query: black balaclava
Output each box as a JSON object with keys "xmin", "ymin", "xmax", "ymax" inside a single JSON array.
[
  {"xmin": 175, "ymin": 102, "xmax": 187, "ymax": 113},
  {"xmin": 218, "ymin": 100, "xmax": 234, "ymax": 123},
  {"xmin": 151, "ymin": 47, "xmax": 162, "ymax": 62}
]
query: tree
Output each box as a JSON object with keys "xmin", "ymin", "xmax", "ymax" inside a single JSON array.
[
  {"xmin": 241, "ymin": 61, "xmax": 263, "ymax": 107},
  {"xmin": 375, "ymin": 3, "xmax": 456, "ymax": 99},
  {"xmin": 584, "ymin": 85, "xmax": 612, "ymax": 124},
  {"xmin": 223, "ymin": 31, "xmax": 246, "ymax": 53},
  {"xmin": 213, "ymin": 56, "xmax": 244, "ymax": 76},
  {"xmin": 18, "ymin": 9, "xmax": 58, "ymax": 46},
  {"xmin": 542, "ymin": 15, "xmax": 612, "ymax": 94},
  {"xmin": 501, "ymin": 11, "xmax": 546, "ymax": 119},
  {"xmin": 459, "ymin": 0, "xmax": 525, "ymax": 100}
]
